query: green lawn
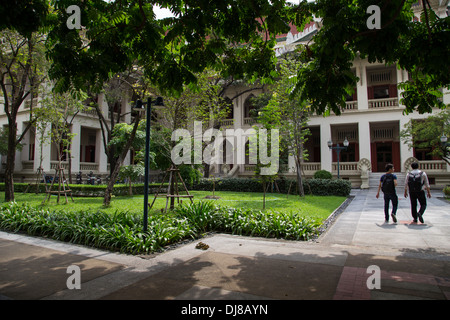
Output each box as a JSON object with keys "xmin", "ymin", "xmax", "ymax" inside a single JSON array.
[{"xmin": 1, "ymin": 190, "xmax": 346, "ymax": 222}]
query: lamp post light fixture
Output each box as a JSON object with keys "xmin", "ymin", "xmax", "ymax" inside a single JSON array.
[
  {"xmin": 441, "ymin": 134, "xmax": 449, "ymax": 147},
  {"xmin": 133, "ymin": 96, "xmax": 164, "ymax": 232},
  {"xmin": 328, "ymin": 137, "xmax": 349, "ymax": 179}
]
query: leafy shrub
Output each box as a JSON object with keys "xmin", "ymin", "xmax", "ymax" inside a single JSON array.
[
  {"xmin": 303, "ymin": 178, "xmax": 351, "ymax": 197},
  {"xmin": 175, "ymin": 201, "xmax": 321, "ymax": 241},
  {"xmin": 0, "ymin": 202, "xmax": 193, "ymax": 254},
  {"xmin": 313, "ymin": 170, "xmax": 332, "ymax": 179},
  {"xmin": 0, "ymin": 199, "xmax": 323, "ymax": 254},
  {"xmin": 0, "ymin": 183, "xmax": 174, "ymax": 197},
  {"xmin": 174, "ymin": 201, "xmax": 217, "ymax": 233},
  {"xmin": 444, "ymin": 185, "xmax": 450, "ymax": 197},
  {"xmin": 191, "ymin": 177, "xmax": 351, "ymax": 197}
]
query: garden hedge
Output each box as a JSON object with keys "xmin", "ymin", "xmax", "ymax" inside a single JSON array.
[
  {"xmin": 191, "ymin": 177, "xmax": 351, "ymax": 197},
  {"xmin": 0, "ymin": 177, "xmax": 351, "ymax": 197},
  {"xmin": 0, "ymin": 182, "xmax": 173, "ymax": 197}
]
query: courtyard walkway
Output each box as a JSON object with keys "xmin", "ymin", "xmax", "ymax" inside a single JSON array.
[{"xmin": 1, "ymin": 188, "xmax": 449, "ymax": 304}]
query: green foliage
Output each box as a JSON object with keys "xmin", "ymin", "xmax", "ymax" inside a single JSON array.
[
  {"xmin": 303, "ymin": 179, "xmax": 351, "ymax": 197},
  {"xmin": 45, "ymin": 0, "xmax": 292, "ymax": 94},
  {"xmin": 192, "ymin": 177, "xmax": 351, "ymax": 197},
  {"xmin": 108, "ymin": 122, "xmax": 148, "ymax": 158},
  {"xmin": 178, "ymin": 164, "xmax": 203, "ymax": 187},
  {"xmin": 174, "ymin": 201, "xmax": 217, "ymax": 234},
  {"xmin": 313, "ymin": 170, "xmax": 333, "ymax": 179},
  {"xmin": 443, "ymin": 186, "xmax": 450, "ymax": 197},
  {"xmin": 400, "ymin": 108, "xmax": 450, "ymax": 164},
  {"xmin": 0, "ymin": 202, "xmax": 192, "ymax": 254},
  {"xmin": 175, "ymin": 201, "xmax": 321, "ymax": 241},
  {"xmin": 295, "ymin": 0, "xmax": 449, "ymax": 115},
  {"xmin": 118, "ymin": 164, "xmax": 145, "ymax": 195},
  {"xmin": 0, "ymin": 0, "xmax": 50, "ymax": 37},
  {"xmin": 0, "ymin": 198, "xmax": 323, "ymax": 254},
  {"xmin": 0, "ymin": 182, "xmax": 174, "ymax": 197}
]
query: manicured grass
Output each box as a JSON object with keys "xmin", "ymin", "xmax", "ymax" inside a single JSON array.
[
  {"xmin": 1, "ymin": 190, "xmax": 345, "ymax": 222},
  {"xmin": 0, "ymin": 190, "xmax": 347, "ymax": 254}
]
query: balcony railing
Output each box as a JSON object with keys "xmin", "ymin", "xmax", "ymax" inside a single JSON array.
[
  {"xmin": 21, "ymin": 160, "xmax": 34, "ymax": 171},
  {"xmin": 242, "ymin": 162, "xmax": 321, "ymax": 174},
  {"xmin": 344, "ymin": 101, "xmax": 358, "ymax": 110},
  {"xmin": 418, "ymin": 160, "xmax": 447, "ymax": 172},
  {"xmin": 80, "ymin": 162, "xmax": 99, "ymax": 171},
  {"xmin": 332, "ymin": 161, "xmax": 359, "ymax": 173},
  {"xmin": 244, "ymin": 117, "xmax": 257, "ymax": 125},
  {"xmin": 48, "ymin": 161, "xmax": 99, "ymax": 172},
  {"xmin": 219, "ymin": 119, "xmax": 234, "ymax": 127},
  {"xmin": 50, "ymin": 161, "xmax": 70, "ymax": 171},
  {"xmin": 368, "ymin": 97, "xmax": 398, "ymax": 109},
  {"xmin": 80, "ymin": 108, "xmax": 98, "ymax": 117}
]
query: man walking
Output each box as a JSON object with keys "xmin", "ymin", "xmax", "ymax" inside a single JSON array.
[
  {"xmin": 404, "ymin": 162, "xmax": 431, "ymax": 223},
  {"xmin": 376, "ymin": 163, "xmax": 398, "ymax": 223}
]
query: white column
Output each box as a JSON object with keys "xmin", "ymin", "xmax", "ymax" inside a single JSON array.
[
  {"xmin": 97, "ymin": 128, "xmax": 108, "ymax": 173},
  {"xmin": 122, "ymin": 95, "xmax": 131, "ymax": 124},
  {"xmin": 15, "ymin": 121, "xmax": 24, "ymax": 172},
  {"xmin": 358, "ymin": 120, "xmax": 371, "ymax": 163},
  {"xmin": 234, "ymin": 94, "xmax": 242, "ymax": 129},
  {"xmin": 442, "ymin": 87, "xmax": 450, "ymax": 105},
  {"xmin": 399, "ymin": 117, "xmax": 413, "ymax": 173},
  {"xmin": 36, "ymin": 123, "xmax": 52, "ymax": 172},
  {"xmin": 97, "ymin": 93, "xmax": 109, "ymax": 117},
  {"xmin": 397, "ymin": 67, "xmax": 406, "ymax": 108},
  {"xmin": 320, "ymin": 123, "xmax": 332, "ymax": 172},
  {"xmin": 356, "ymin": 63, "xmax": 369, "ymax": 110},
  {"xmin": 288, "ymin": 154, "xmax": 295, "ymax": 173}
]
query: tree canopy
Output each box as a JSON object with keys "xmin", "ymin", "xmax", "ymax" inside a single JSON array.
[
  {"xmin": 43, "ymin": 0, "xmax": 294, "ymax": 95},
  {"xmin": 2, "ymin": 1, "xmax": 448, "ymax": 116}
]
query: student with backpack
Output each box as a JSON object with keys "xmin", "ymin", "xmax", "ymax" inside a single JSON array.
[
  {"xmin": 376, "ymin": 163, "xmax": 398, "ymax": 223},
  {"xmin": 404, "ymin": 162, "xmax": 431, "ymax": 223}
]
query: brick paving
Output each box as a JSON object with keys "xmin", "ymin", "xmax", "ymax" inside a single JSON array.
[{"xmin": 0, "ymin": 189, "xmax": 449, "ymax": 301}]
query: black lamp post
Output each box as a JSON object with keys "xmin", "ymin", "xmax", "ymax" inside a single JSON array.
[
  {"xmin": 133, "ymin": 96, "xmax": 164, "ymax": 232},
  {"xmin": 328, "ymin": 138, "xmax": 349, "ymax": 179}
]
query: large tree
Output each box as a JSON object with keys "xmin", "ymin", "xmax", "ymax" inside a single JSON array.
[
  {"xmin": 400, "ymin": 108, "xmax": 450, "ymax": 165},
  {"xmin": 254, "ymin": 57, "xmax": 311, "ymax": 197},
  {"xmin": 0, "ymin": 30, "xmax": 49, "ymax": 201},
  {"xmin": 45, "ymin": 0, "xmax": 294, "ymax": 96}
]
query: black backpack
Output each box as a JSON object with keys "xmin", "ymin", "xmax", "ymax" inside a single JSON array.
[
  {"xmin": 408, "ymin": 171, "xmax": 424, "ymax": 193},
  {"xmin": 381, "ymin": 174, "xmax": 396, "ymax": 194}
]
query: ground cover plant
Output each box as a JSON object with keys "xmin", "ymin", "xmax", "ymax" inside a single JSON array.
[{"xmin": 0, "ymin": 191, "xmax": 346, "ymax": 254}]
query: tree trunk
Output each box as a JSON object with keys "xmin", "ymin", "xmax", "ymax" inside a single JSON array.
[
  {"xmin": 103, "ymin": 114, "xmax": 141, "ymax": 206},
  {"xmin": 68, "ymin": 143, "xmax": 73, "ymax": 184},
  {"xmin": 103, "ymin": 161, "xmax": 123, "ymax": 206},
  {"xmin": 295, "ymin": 158, "xmax": 305, "ymax": 197}
]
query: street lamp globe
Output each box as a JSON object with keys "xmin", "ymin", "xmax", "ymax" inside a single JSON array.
[
  {"xmin": 327, "ymin": 140, "xmax": 333, "ymax": 148},
  {"xmin": 343, "ymin": 137, "xmax": 349, "ymax": 147}
]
